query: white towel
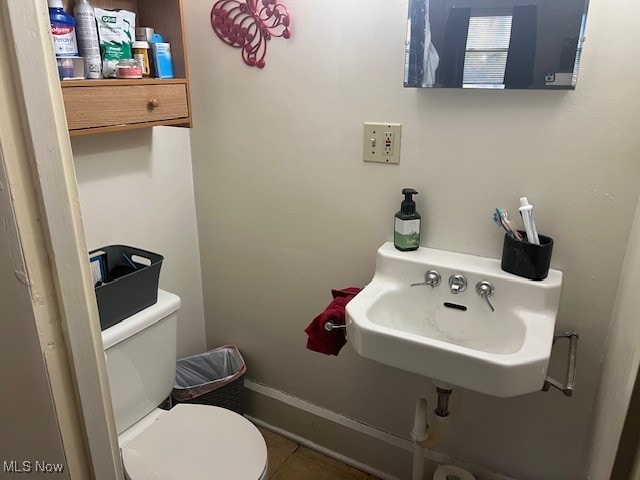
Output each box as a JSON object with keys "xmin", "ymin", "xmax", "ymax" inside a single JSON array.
[{"xmin": 422, "ymin": 0, "xmax": 440, "ymax": 87}]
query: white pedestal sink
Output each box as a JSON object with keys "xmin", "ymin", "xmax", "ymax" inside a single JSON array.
[{"xmin": 346, "ymin": 243, "xmax": 563, "ymax": 397}]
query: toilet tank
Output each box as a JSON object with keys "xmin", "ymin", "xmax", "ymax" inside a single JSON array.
[{"xmin": 101, "ymin": 289, "xmax": 181, "ymax": 434}]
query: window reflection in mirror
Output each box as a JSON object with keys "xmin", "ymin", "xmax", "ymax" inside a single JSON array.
[{"xmin": 404, "ymin": 0, "xmax": 589, "ymax": 89}]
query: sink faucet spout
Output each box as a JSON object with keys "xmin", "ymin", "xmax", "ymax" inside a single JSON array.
[{"xmin": 448, "ymin": 274, "xmax": 467, "ymax": 294}]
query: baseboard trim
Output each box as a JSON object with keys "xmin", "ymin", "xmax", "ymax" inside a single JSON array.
[
  {"xmin": 247, "ymin": 415, "xmax": 399, "ymax": 480},
  {"xmin": 245, "ymin": 379, "xmax": 513, "ymax": 480}
]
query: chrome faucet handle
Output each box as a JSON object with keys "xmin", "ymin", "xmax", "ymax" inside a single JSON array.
[
  {"xmin": 411, "ymin": 270, "xmax": 441, "ymax": 288},
  {"xmin": 476, "ymin": 280, "xmax": 495, "ymax": 312},
  {"xmin": 448, "ymin": 274, "xmax": 467, "ymax": 294}
]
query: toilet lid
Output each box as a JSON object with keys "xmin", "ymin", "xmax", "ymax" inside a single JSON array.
[{"xmin": 122, "ymin": 404, "xmax": 267, "ymax": 480}]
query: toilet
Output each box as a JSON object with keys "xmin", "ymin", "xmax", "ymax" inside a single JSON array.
[{"xmin": 101, "ymin": 289, "xmax": 268, "ymax": 480}]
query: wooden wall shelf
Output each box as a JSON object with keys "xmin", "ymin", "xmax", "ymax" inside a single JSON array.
[{"xmin": 60, "ymin": 0, "xmax": 192, "ymax": 136}]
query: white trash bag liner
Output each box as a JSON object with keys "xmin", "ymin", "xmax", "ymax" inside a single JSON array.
[{"xmin": 172, "ymin": 345, "xmax": 246, "ymax": 401}]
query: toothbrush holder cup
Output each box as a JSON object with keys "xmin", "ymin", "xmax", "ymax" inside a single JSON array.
[{"xmin": 501, "ymin": 231, "xmax": 553, "ymax": 281}]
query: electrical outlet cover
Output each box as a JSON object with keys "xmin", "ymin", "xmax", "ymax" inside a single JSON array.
[{"xmin": 363, "ymin": 123, "xmax": 401, "ymax": 164}]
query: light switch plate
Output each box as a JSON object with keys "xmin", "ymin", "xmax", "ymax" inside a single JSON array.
[{"xmin": 363, "ymin": 122, "xmax": 401, "ymax": 164}]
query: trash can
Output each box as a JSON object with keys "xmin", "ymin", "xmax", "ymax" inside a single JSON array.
[{"xmin": 172, "ymin": 345, "xmax": 247, "ymax": 414}]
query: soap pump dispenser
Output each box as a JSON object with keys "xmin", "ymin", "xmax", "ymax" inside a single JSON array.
[{"xmin": 394, "ymin": 188, "xmax": 421, "ymax": 251}]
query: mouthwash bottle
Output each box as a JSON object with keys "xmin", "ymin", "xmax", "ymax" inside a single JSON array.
[{"xmin": 48, "ymin": 0, "xmax": 79, "ymax": 57}]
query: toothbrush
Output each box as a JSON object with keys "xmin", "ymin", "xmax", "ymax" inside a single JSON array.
[
  {"xmin": 494, "ymin": 208, "xmax": 523, "ymax": 240},
  {"xmin": 493, "ymin": 209, "xmax": 516, "ymax": 238},
  {"xmin": 499, "ymin": 208, "xmax": 523, "ymax": 240},
  {"xmin": 493, "ymin": 209, "xmax": 514, "ymax": 238},
  {"xmin": 500, "ymin": 208, "xmax": 524, "ymax": 240}
]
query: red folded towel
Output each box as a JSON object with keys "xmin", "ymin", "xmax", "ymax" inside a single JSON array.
[{"xmin": 305, "ymin": 287, "xmax": 361, "ymax": 356}]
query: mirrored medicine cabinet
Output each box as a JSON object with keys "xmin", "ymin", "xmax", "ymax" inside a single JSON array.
[{"xmin": 404, "ymin": 0, "xmax": 589, "ymax": 89}]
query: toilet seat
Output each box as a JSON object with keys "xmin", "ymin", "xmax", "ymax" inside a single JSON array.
[{"xmin": 121, "ymin": 404, "xmax": 268, "ymax": 480}]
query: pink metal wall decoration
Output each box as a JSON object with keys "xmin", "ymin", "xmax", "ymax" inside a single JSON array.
[{"xmin": 211, "ymin": 0, "xmax": 292, "ymax": 69}]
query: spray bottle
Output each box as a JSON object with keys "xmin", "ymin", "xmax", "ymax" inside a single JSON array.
[{"xmin": 74, "ymin": 0, "xmax": 102, "ymax": 79}]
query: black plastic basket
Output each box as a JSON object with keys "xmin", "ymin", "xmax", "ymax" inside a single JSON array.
[
  {"xmin": 90, "ymin": 245, "xmax": 163, "ymax": 331},
  {"xmin": 171, "ymin": 345, "xmax": 246, "ymax": 415}
]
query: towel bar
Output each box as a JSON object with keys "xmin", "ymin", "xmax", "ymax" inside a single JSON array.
[
  {"xmin": 324, "ymin": 320, "xmax": 347, "ymax": 332},
  {"xmin": 542, "ymin": 331, "xmax": 579, "ymax": 397}
]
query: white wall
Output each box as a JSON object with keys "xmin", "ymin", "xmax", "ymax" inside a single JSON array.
[
  {"xmin": 585, "ymin": 197, "xmax": 640, "ymax": 478},
  {"xmin": 0, "ymin": 134, "xmax": 69, "ymax": 480},
  {"xmin": 184, "ymin": 0, "xmax": 640, "ymax": 478},
  {"xmin": 72, "ymin": 128, "xmax": 206, "ymax": 358},
  {"xmin": 0, "ymin": 165, "xmax": 69, "ymax": 479}
]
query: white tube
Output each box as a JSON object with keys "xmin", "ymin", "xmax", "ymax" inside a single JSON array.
[
  {"xmin": 411, "ymin": 395, "xmax": 452, "ymax": 480},
  {"xmin": 413, "ymin": 443, "xmax": 425, "ymax": 480},
  {"xmin": 411, "ymin": 398, "xmax": 428, "ymax": 480},
  {"xmin": 519, "ymin": 197, "xmax": 540, "ymax": 245},
  {"xmin": 411, "ymin": 398, "xmax": 428, "ymax": 441}
]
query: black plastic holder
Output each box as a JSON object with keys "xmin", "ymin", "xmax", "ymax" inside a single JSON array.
[
  {"xmin": 501, "ymin": 231, "xmax": 553, "ymax": 281},
  {"xmin": 90, "ymin": 245, "xmax": 163, "ymax": 330}
]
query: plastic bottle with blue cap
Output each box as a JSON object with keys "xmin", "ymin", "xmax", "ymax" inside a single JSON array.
[{"xmin": 48, "ymin": 0, "xmax": 78, "ymax": 57}]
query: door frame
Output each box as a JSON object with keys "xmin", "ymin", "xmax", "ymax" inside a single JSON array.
[{"xmin": 2, "ymin": 1, "xmax": 123, "ymax": 478}]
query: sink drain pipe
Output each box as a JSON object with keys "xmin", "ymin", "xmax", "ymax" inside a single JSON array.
[{"xmin": 411, "ymin": 388, "xmax": 452, "ymax": 480}]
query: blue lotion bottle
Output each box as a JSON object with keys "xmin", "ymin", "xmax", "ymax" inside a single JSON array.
[{"xmin": 394, "ymin": 188, "xmax": 421, "ymax": 251}]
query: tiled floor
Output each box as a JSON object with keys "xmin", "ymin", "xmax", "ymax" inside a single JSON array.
[{"xmin": 259, "ymin": 427, "xmax": 381, "ymax": 480}]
